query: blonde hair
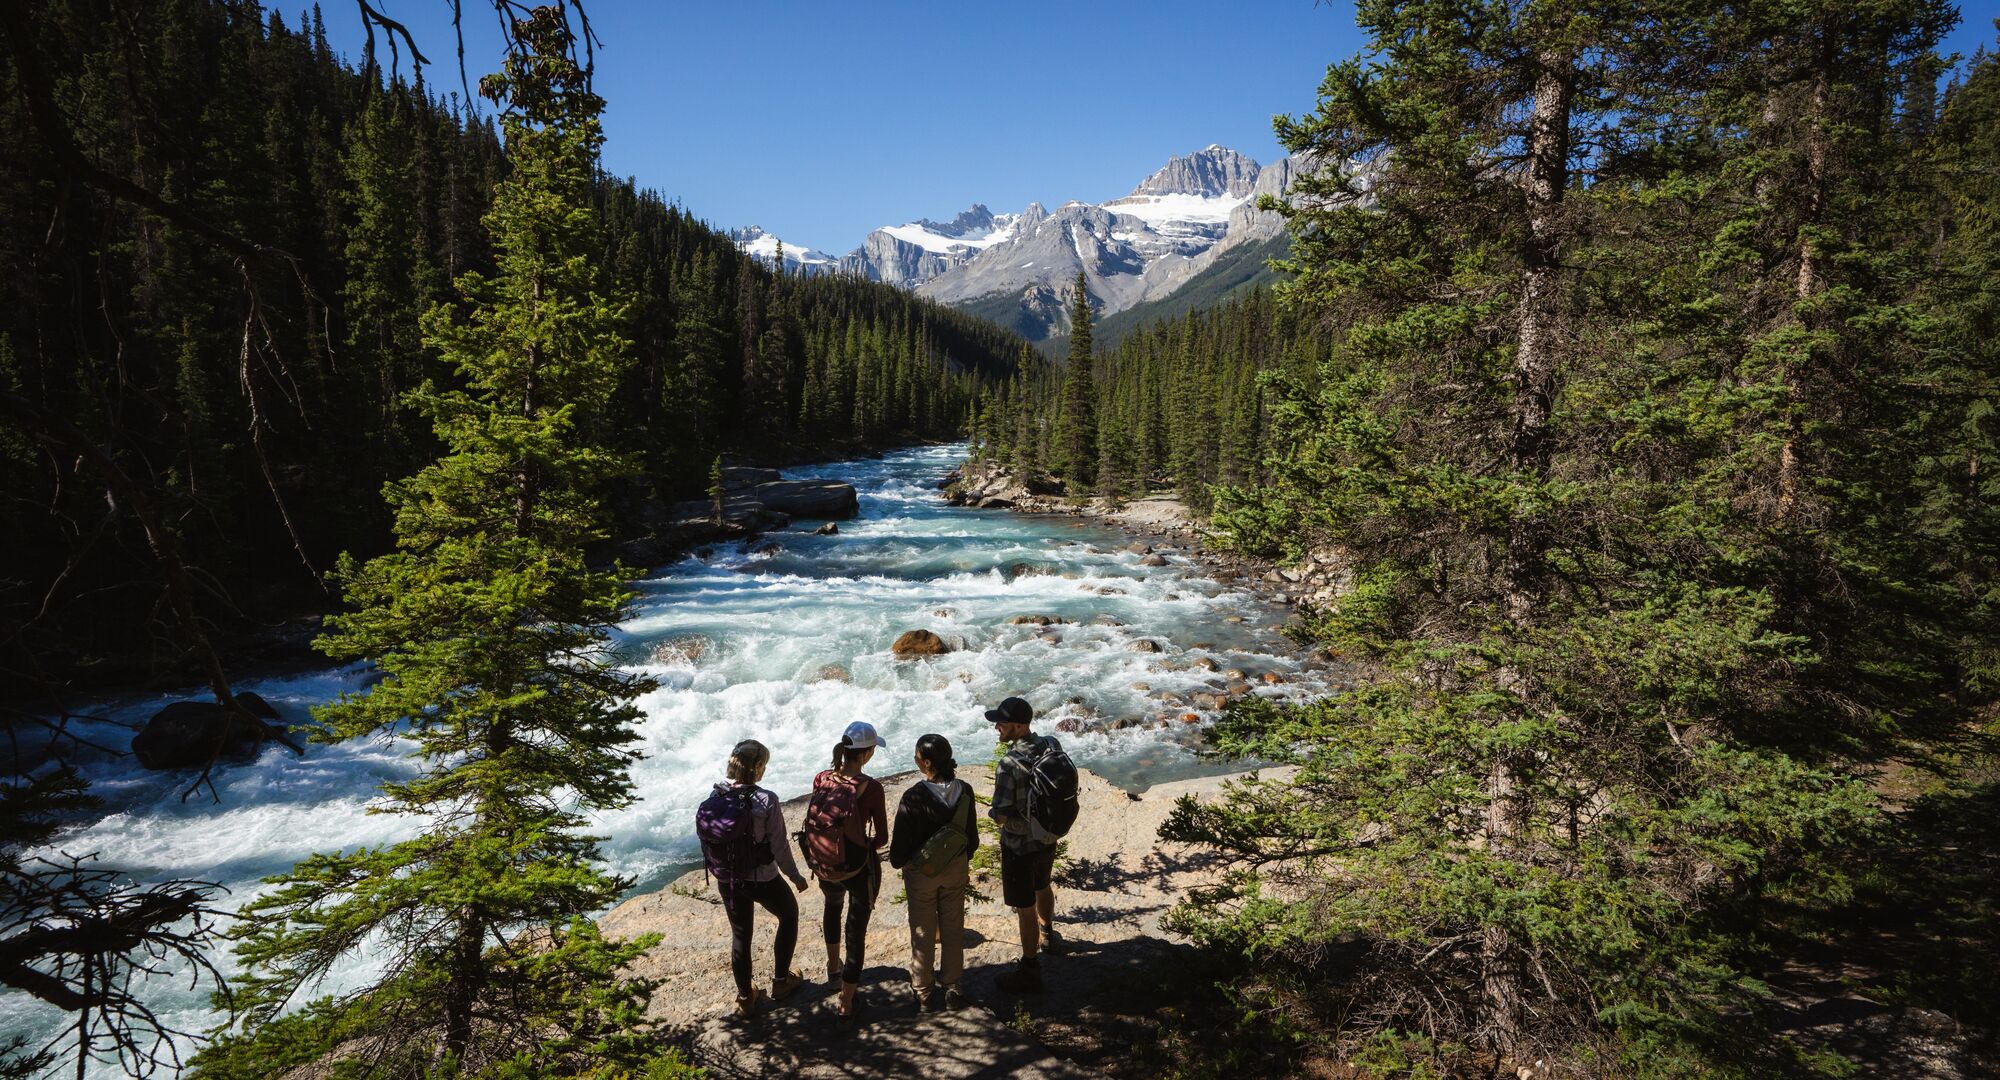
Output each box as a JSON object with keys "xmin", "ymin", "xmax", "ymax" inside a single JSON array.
[{"xmin": 726, "ymin": 739, "xmax": 770, "ymax": 783}]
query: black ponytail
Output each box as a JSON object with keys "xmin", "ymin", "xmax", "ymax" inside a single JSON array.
[
  {"xmin": 830, "ymin": 741, "xmax": 850, "ymax": 770},
  {"xmin": 915, "ymin": 733, "xmax": 956, "ymax": 782}
]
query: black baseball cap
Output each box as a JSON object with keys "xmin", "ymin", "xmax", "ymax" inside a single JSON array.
[{"xmin": 984, "ymin": 696, "xmax": 1033, "ymax": 726}]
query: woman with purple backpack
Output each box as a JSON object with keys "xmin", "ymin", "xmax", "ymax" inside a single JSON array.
[
  {"xmin": 695, "ymin": 739, "xmax": 809, "ymax": 1018},
  {"xmin": 802, "ymin": 720, "xmax": 889, "ymax": 1028}
]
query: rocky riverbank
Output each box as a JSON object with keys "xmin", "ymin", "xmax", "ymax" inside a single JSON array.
[
  {"xmin": 601, "ymin": 763, "xmax": 1278, "ymax": 1078},
  {"xmin": 941, "ymin": 460, "xmax": 1355, "ymax": 619}
]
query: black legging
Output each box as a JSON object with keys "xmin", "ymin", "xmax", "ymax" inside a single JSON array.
[
  {"xmin": 821, "ymin": 856, "xmax": 880, "ymax": 985},
  {"xmin": 719, "ymin": 875, "xmax": 798, "ymax": 999}
]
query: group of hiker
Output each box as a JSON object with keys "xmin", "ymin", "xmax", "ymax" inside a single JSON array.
[{"xmin": 694, "ymin": 695, "xmax": 1078, "ymax": 1024}]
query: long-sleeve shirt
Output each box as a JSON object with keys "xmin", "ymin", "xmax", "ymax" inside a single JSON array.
[
  {"xmin": 889, "ymin": 778, "xmax": 980, "ymax": 869},
  {"xmin": 715, "ymin": 781, "xmax": 805, "ymax": 884},
  {"xmin": 988, "ymin": 734, "xmax": 1061, "ymax": 852}
]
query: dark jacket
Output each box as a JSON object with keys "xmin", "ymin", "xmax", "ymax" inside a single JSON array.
[{"xmin": 889, "ymin": 777, "xmax": 980, "ymax": 870}]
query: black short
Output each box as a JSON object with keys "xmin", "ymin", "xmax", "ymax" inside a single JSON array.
[{"xmin": 1000, "ymin": 843, "xmax": 1058, "ymax": 909}]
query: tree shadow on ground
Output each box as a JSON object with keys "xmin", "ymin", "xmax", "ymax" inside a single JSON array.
[
  {"xmin": 1760, "ymin": 740, "xmax": 2000, "ymax": 1079},
  {"xmin": 673, "ymin": 916, "xmax": 1217, "ymax": 1078}
]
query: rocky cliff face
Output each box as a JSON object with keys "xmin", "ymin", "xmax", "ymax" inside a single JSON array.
[{"xmin": 1128, "ymin": 144, "xmax": 1262, "ymax": 198}]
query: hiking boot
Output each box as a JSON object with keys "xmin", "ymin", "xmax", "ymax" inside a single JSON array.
[
  {"xmin": 995, "ymin": 958, "xmax": 1044, "ymax": 993},
  {"xmin": 770, "ymin": 969, "xmax": 804, "ymax": 1002},
  {"xmin": 943, "ymin": 986, "xmax": 969, "ymax": 1012},
  {"xmin": 914, "ymin": 986, "xmax": 938, "ymax": 1014},
  {"xmin": 1040, "ymin": 922, "xmax": 1065, "ymax": 955},
  {"xmin": 733, "ymin": 987, "xmax": 763, "ymax": 1018}
]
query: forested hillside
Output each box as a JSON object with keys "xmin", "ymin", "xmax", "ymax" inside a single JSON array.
[
  {"xmin": 974, "ymin": 281, "xmax": 1315, "ymax": 512},
  {"xmin": 0, "ymin": 3, "xmax": 1024, "ymax": 690},
  {"xmin": 1019, "ymin": 2, "xmax": 1999, "ymax": 1074}
]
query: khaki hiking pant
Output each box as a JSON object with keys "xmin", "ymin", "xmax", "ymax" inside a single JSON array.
[{"xmin": 903, "ymin": 854, "xmax": 969, "ymax": 992}]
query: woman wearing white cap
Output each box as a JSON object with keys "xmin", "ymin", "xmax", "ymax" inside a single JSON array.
[{"xmin": 801, "ymin": 719, "xmax": 889, "ymax": 1026}]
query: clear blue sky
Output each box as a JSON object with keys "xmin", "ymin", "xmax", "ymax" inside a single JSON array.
[{"xmin": 318, "ymin": 1, "xmax": 2000, "ymax": 257}]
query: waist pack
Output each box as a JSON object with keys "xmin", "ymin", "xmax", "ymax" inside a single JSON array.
[{"xmin": 911, "ymin": 781, "xmax": 974, "ymax": 877}]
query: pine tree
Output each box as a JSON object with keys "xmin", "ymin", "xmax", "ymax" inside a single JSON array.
[
  {"xmin": 1054, "ymin": 271, "xmax": 1097, "ymax": 492},
  {"xmin": 222, "ymin": 13, "xmax": 661, "ymax": 1072}
]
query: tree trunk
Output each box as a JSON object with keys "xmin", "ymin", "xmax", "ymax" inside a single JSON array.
[
  {"xmin": 441, "ymin": 910, "xmax": 484, "ymax": 1066},
  {"xmin": 1486, "ymin": 43, "xmax": 1573, "ymax": 1058},
  {"xmin": 1778, "ymin": 29, "xmax": 1831, "ymax": 523}
]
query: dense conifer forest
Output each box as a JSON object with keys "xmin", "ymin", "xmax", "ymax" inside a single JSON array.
[
  {"xmin": 974, "ymin": 1, "xmax": 2000, "ymax": 1073},
  {"xmin": 0, "ymin": 2, "xmax": 1025, "ymax": 691}
]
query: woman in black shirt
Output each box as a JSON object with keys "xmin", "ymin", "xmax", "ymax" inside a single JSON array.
[{"xmin": 888, "ymin": 733, "xmax": 979, "ymax": 1012}]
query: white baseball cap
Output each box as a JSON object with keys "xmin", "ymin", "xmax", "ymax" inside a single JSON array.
[{"xmin": 840, "ymin": 721, "xmax": 884, "ymax": 751}]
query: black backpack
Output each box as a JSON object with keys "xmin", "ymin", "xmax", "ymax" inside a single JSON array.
[{"xmin": 1024, "ymin": 739, "xmax": 1079, "ymax": 839}]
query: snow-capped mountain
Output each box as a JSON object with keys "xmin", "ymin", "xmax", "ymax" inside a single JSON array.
[
  {"xmin": 729, "ymin": 226, "xmax": 836, "ymax": 272},
  {"xmin": 834, "ymin": 204, "xmax": 1026, "ymax": 289},
  {"xmin": 911, "ymin": 145, "xmax": 1312, "ymax": 339},
  {"xmin": 727, "ymin": 145, "xmax": 1322, "ymax": 339}
]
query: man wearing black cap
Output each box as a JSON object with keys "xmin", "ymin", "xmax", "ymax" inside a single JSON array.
[{"xmin": 985, "ymin": 695, "xmax": 1063, "ymax": 993}]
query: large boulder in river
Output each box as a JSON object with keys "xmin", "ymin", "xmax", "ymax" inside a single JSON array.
[
  {"xmin": 752, "ymin": 479, "xmax": 859, "ymax": 520},
  {"xmin": 719, "ymin": 466, "xmax": 783, "ymax": 489},
  {"xmin": 131, "ymin": 692, "xmax": 287, "ymax": 771},
  {"xmin": 891, "ymin": 629, "xmax": 952, "ymax": 658}
]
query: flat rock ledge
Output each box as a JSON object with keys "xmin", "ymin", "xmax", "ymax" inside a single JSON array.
[
  {"xmin": 603, "ymin": 467, "xmax": 860, "ymax": 567},
  {"xmin": 601, "ymin": 764, "xmax": 1265, "ymax": 1078}
]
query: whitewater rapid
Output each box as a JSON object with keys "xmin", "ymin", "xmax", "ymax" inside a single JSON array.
[{"xmin": 7, "ymin": 443, "xmax": 1321, "ymax": 1075}]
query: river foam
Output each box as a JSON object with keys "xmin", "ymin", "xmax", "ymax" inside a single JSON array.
[{"xmin": 6, "ymin": 442, "xmax": 1321, "ymax": 1075}]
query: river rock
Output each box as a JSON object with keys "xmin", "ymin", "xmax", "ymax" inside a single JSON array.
[
  {"xmin": 815, "ymin": 664, "xmax": 851, "ymax": 683},
  {"xmin": 1262, "ymin": 672, "xmax": 1286, "ymax": 685},
  {"xmin": 813, "ymin": 522, "xmax": 839, "ymax": 535},
  {"xmin": 1190, "ymin": 692, "xmax": 1227, "ymax": 710},
  {"xmin": 1008, "ymin": 615, "xmax": 1068, "ymax": 626},
  {"xmin": 1223, "ymin": 668, "xmax": 1247, "ymax": 680},
  {"xmin": 892, "ymin": 629, "xmax": 951, "ymax": 657},
  {"xmin": 752, "ymin": 479, "xmax": 859, "ymax": 519},
  {"xmin": 652, "ymin": 635, "xmax": 712, "ymax": 666},
  {"xmin": 976, "ymin": 496, "xmax": 1015, "ymax": 509},
  {"xmin": 1125, "ymin": 542, "xmax": 1152, "ymax": 554},
  {"xmin": 1128, "ymin": 639, "xmax": 1164, "ymax": 653},
  {"xmin": 1192, "ymin": 657, "xmax": 1220, "ymax": 672},
  {"xmin": 1139, "ymin": 554, "xmax": 1169, "ymax": 567},
  {"xmin": 131, "ymin": 693, "xmax": 285, "ymax": 771}
]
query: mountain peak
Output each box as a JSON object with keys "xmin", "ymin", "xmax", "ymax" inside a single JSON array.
[{"xmin": 1130, "ymin": 146, "xmax": 1261, "ymax": 199}]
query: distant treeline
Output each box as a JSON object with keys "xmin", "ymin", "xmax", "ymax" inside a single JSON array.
[
  {"xmin": 971, "ymin": 283, "xmax": 1315, "ymax": 513},
  {"xmin": 0, "ymin": 3, "xmax": 1024, "ymax": 684}
]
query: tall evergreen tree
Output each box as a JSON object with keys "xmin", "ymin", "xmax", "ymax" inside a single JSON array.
[
  {"xmin": 1055, "ymin": 271, "xmax": 1097, "ymax": 492},
  {"xmin": 221, "ymin": 12, "xmax": 660, "ymax": 1072}
]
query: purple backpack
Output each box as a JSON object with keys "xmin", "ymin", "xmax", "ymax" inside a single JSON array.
[{"xmin": 696, "ymin": 785, "xmax": 775, "ymax": 884}]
